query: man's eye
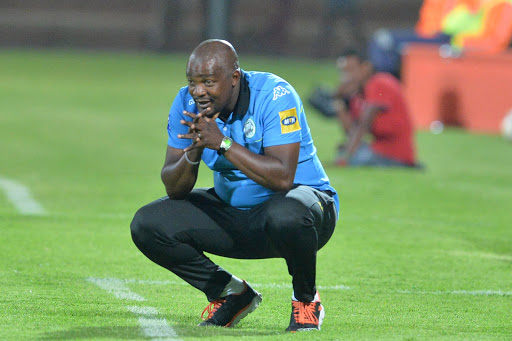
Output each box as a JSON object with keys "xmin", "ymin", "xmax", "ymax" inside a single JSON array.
[
  {"xmin": 188, "ymin": 80, "xmax": 195, "ymax": 86},
  {"xmin": 205, "ymin": 80, "xmax": 213, "ymax": 85}
]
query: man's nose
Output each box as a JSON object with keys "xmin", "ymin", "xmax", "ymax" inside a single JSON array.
[{"xmin": 193, "ymin": 84, "xmax": 207, "ymax": 96}]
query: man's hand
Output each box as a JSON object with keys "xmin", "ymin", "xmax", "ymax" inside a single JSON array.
[
  {"xmin": 336, "ymin": 80, "xmax": 359, "ymax": 99},
  {"xmin": 178, "ymin": 110, "xmax": 224, "ymax": 152}
]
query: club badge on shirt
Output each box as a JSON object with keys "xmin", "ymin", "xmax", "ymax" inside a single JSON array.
[
  {"xmin": 244, "ymin": 118, "xmax": 256, "ymax": 138},
  {"xmin": 279, "ymin": 107, "xmax": 301, "ymax": 134}
]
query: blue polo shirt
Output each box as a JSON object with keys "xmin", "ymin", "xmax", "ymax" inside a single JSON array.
[{"xmin": 167, "ymin": 70, "xmax": 339, "ymax": 214}]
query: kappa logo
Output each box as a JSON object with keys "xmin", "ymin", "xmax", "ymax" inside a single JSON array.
[{"xmin": 273, "ymin": 86, "xmax": 290, "ymax": 100}]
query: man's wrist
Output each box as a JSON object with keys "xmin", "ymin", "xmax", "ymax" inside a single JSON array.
[
  {"xmin": 218, "ymin": 136, "xmax": 233, "ymax": 155},
  {"xmin": 184, "ymin": 151, "xmax": 200, "ymax": 165}
]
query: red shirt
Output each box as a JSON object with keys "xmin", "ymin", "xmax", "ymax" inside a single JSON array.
[{"xmin": 349, "ymin": 73, "xmax": 417, "ymax": 165}]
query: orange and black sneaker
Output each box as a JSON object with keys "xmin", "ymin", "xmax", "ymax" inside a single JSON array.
[
  {"xmin": 198, "ymin": 280, "xmax": 262, "ymax": 327},
  {"xmin": 285, "ymin": 292, "xmax": 325, "ymax": 332}
]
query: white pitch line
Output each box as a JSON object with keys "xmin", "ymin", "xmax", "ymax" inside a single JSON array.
[
  {"xmin": 448, "ymin": 250, "xmax": 512, "ymax": 262},
  {"xmin": 91, "ymin": 277, "xmax": 510, "ymax": 298},
  {"xmin": 0, "ymin": 177, "xmax": 46, "ymax": 215},
  {"xmin": 398, "ymin": 289, "xmax": 512, "ymax": 297},
  {"xmin": 116, "ymin": 278, "xmax": 351, "ymax": 291},
  {"xmin": 87, "ymin": 277, "xmax": 146, "ymax": 301},
  {"xmin": 127, "ymin": 306, "xmax": 180, "ymax": 341},
  {"xmin": 88, "ymin": 278, "xmax": 181, "ymax": 340}
]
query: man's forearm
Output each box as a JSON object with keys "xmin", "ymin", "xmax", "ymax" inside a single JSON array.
[
  {"xmin": 222, "ymin": 142, "xmax": 298, "ymax": 193},
  {"xmin": 161, "ymin": 149, "xmax": 202, "ymax": 199},
  {"xmin": 334, "ymin": 99, "xmax": 353, "ymax": 135},
  {"xmin": 344, "ymin": 124, "xmax": 365, "ymax": 159},
  {"xmin": 344, "ymin": 107, "xmax": 378, "ymax": 160}
]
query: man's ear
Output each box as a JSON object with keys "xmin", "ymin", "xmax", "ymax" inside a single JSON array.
[{"xmin": 232, "ymin": 69, "xmax": 241, "ymax": 87}]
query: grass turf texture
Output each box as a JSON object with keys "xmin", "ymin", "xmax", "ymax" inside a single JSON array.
[{"xmin": 1, "ymin": 49, "xmax": 511, "ymax": 340}]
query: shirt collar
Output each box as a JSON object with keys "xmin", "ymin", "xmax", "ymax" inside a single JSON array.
[{"xmin": 233, "ymin": 70, "xmax": 250, "ymax": 117}]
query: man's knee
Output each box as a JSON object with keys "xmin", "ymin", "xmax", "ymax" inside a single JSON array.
[
  {"xmin": 130, "ymin": 204, "xmax": 153, "ymax": 250},
  {"xmin": 264, "ymin": 197, "xmax": 314, "ymax": 233}
]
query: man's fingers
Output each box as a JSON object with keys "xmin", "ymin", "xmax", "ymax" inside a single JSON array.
[
  {"xmin": 180, "ymin": 119, "xmax": 194, "ymax": 128},
  {"xmin": 199, "ymin": 106, "xmax": 212, "ymax": 117},
  {"xmin": 203, "ymin": 112, "xmax": 221, "ymax": 122},
  {"xmin": 182, "ymin": 110, "xmax": 197, "ymax": 119},
  {"xmin": 195, "ymin": 107, "xmax": 212, "ymax": 121},
  {"xmin": 177, "ymin": 132, "xmax": 201, "ymax": 141},
  {"xmin": 183, "ymin": 140, "xmax": 202, "ymax": 152}
]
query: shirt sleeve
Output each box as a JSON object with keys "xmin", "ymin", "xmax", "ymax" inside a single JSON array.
[
  {"xmin": 262, "ymin": 83, "xmax": 303, "ymax": 148},
  {"xmin": 167, "ymin": 90, "xmax": 194, "ymax": 149}
]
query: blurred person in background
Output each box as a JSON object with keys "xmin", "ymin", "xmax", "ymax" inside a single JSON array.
[
  {"xmin": 332, "ymin": 49, "xmax": 420, "ymax": 168},
  {"xmin": 130, "ymin": 39, "xmax": 339, "ymax": 332}
]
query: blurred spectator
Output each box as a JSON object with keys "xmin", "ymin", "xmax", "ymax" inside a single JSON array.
[{"xmin": 331, "ymin": 50, "xmax": 420, "ymax": 168}]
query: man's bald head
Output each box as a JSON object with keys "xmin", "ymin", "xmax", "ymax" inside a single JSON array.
[
  {"xmin": 186, "ymin": 40, "xmax": 242, "ymax": 117},
  {"xmin": 188, "ymin": 39, "xmax": 239, "ymax": 77}
]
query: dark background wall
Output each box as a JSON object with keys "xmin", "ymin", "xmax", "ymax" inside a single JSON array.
[{"xmin": 0, "ymin": 0, "xmax": 423, "ymax": 58}]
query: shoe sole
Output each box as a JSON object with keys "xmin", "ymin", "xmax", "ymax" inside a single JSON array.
[
  {"xmin": 318, "ymin": 304, "xmax": 325, "ymax": 330},
  {"xmin": 226, "ymin": 291, "xmax": 262, "ymax": 327}
]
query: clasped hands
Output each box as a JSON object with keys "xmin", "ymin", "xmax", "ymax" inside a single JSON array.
[{"xmin": 177, "ymin": 108, "xmax": 225, "ymax": 153}]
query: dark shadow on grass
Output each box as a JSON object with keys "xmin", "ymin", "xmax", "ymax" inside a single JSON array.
[
  {"xmin": 39, "ymin": 325, "xmax": 279, "ymax": 340},
  {"xmin": 178, "ymin": 325, "xmax": 280, "ymax": 338},
  {"xmin": 39, "ymin": 326, "xmax": 147, "ymax": 340}
]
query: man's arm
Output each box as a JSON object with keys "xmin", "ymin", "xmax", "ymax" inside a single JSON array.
[
  {"xmin": 162, "ymin": 108, "xmax": 210, "ymax": 200},
  {"xmin": 334, "ymin": 79, "xmax": 359, "ymax": 136},
  {"xmin": 341, "ymin": 104, "xmax": 381, "ymax": 161},
  {"xmin": 181, "ymin": 112, "xmax": 300, "ymax": 193},
  {"xmin": 335, "ymin": 99, "xmax": 354, "ymax": 135},
  {"xmin": 161, "ymin": 145, "xmax": 204, "ymax": 199},
  {"xmin": 223, "ymin": 142, "xmax": 299, "ymax": 192}
]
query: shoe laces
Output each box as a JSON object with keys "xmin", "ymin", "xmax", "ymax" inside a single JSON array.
[
  {"xmin": 201, "ymin": 298, "xmax": 226, "ymax": 320},
  {"xmin": 291, "ymin": 301, "xmax": 320, "ymax": 325}
]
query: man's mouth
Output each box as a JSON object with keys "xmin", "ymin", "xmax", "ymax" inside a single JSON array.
[{"xmin": 195, "ymin": 99, "xmax": 212, "ymax": 110}]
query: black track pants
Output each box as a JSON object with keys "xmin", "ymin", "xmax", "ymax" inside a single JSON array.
[{"xmin": 130, "ymin": 185, "xmax": 337, "ymax": 302}]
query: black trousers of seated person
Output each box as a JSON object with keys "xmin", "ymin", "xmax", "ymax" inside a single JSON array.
[{"xmin": 130, "ymin": 185, "xmax": 337, "ymax": 303}]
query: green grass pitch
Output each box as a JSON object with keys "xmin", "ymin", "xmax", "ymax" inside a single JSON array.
[{"xmin": 1, "ymin": 49, "xmax": 511, "ymax": 340}]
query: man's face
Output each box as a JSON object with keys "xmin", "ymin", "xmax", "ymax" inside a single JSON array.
[
  {"xmin": 338, "ymin": 56, "xmax": 364, "ymax": 85},
  {"xmin": 186, "ymin": 57, "xmax": 237, "ymax": 117},
  {"xmin": 336, "ymin": 55, "xmax": 369, "ymax": 96}
]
